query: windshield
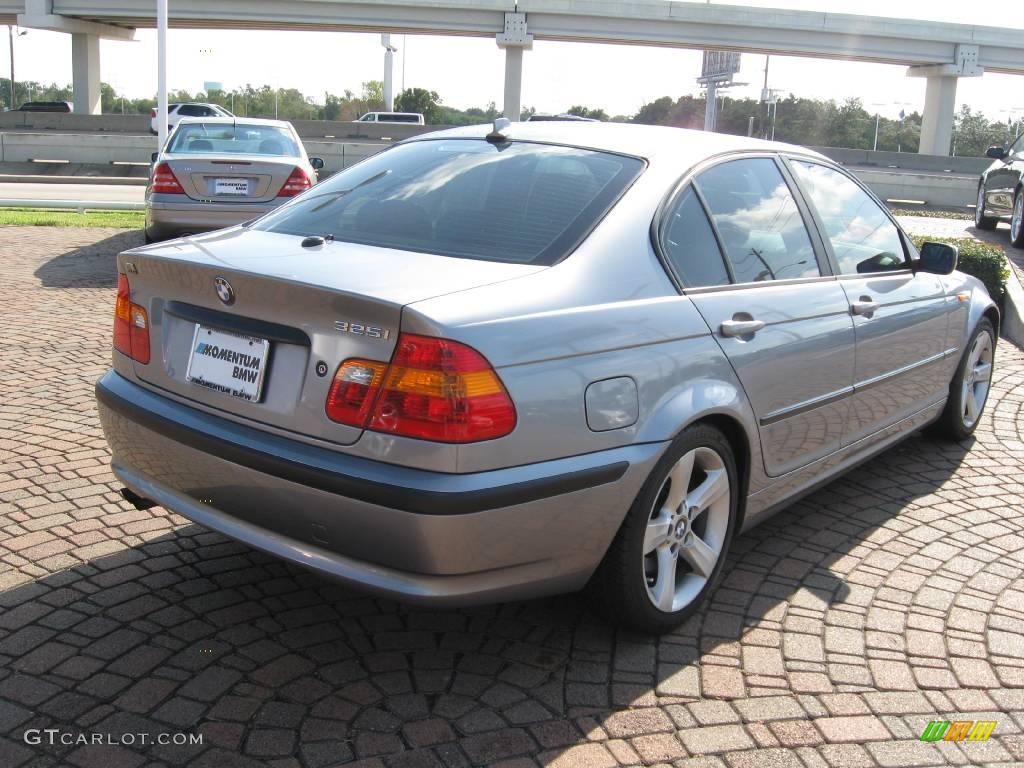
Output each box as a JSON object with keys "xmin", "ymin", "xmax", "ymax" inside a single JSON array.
[
  {"xmin": 167, "ymin": 123, "xmax": 300, "ymax": 157},
  {"xmin": 253, "ymin": 139, "xmax": 643, "ymax": 265}
]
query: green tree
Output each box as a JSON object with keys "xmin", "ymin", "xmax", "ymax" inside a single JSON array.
[
  {"xmin": 567, "ymin": 105, "xmax": 608, "ymax": 121},
  {"xmin": 395, "ymin": 87, "xmax": 441, "ymax": 123}
]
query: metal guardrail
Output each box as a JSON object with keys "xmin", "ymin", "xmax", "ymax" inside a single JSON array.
[{"xmin": 0, "ymin": 198, "xmax": 145, "ymax": 211}]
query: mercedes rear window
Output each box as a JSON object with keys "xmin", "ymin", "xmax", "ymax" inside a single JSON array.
[
  {"xmin": 167, "ymin": 124, "xmax": 300, "ymax": 157},
  {"xmin": 252, "ymin": 139, "xmax": 644, "ymax": 265}
]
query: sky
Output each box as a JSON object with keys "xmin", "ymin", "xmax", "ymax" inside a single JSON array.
[{"xmin": 7, "ymin": 0, "xmax": 1024, "ymax": 121}]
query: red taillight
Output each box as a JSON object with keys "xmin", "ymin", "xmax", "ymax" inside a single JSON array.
[
  {"xmin": 150, "ymin": 162, "xmax": 184, "ymax": 194},
  {"xmin": 278, "ymin": 167, "xmax": 311, "ymax": 197},
  {"xmin": 113, "ymin": 274, "xmax": 150, "ymax": 365},
  {"xmin": 325, "ymin": 334, "xmax": 516, "ymax": 443},
  {"xmin": 150, "ymin": 108, "xmax": 157, "ymax": 118}
]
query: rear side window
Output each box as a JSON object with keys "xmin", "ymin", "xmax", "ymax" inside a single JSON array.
[
  {"xmin": 697, "ymin": 158, "xmax": 819, "ymax": 283},
  {"xmin": 790, "ymin": 161, "xmax": 906, "ymax": 275},
  {"xmin": 253, "ymin": 140, "xmax": 644, "ymax": 265},
  {"xmin": 661, "ymin": 186, "xmax": 731, "ymax": 288}
]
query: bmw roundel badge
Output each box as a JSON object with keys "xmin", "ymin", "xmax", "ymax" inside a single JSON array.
[{"xmin": 214, "ymin": 277, "xmax": 235, "ymax": 306}]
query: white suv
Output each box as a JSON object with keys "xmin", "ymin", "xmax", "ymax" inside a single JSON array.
[{"xmin": 150, "ymin": 103, "xmax": 234, "ymax": 135}]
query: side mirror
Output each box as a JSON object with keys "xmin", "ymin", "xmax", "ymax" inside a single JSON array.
[
  {"xmin": 150, "ymin": 151, "xmax": 159, "ymax": 163},
  {"xmin": 986, "ymin": 146, "xmax": 1007, "ymax": 160},
  {"xmin": 916, "ymin": 241, "xmax": 958, "ymax": 275},
  {"xmin": 309, "ymin": 157, "xmax": 325, "ymax": 170}
]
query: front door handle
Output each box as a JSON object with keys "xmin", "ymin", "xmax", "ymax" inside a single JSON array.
[
  {"xmin": 851, "ymin": 297, "xmax": 879, "ymax": 316},
  {"xmin": 720, "ymin": 318, "xmax": 766, "ymax": 337}
]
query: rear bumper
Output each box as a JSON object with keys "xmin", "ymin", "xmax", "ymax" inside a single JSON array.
[
  {"xmin": 96, "ymin": 371, "xmax": 663, "ymax": 606},
  {"xmin": 145, "ymin": 198, "xmax": 280, "ymax": 239}
]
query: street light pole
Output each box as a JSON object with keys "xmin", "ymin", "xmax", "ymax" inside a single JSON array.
[
  {"xmin": 873, "ymin": 113, "xmax": 880, "ymax": 151},
  {"xmin": 8, "ymin": 25, "xmax": 16, "ymax": 110}
]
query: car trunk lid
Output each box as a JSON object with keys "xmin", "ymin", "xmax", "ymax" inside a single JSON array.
[
  {"xmin": 120, "ymin": 228, "xmax": 543, "ymax": 446},
  {"xmin": 163, "ymin": 154, "xmax": 302, "ymax": 203}
]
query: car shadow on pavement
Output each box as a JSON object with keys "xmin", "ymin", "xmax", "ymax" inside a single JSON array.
[
  {"xmin": 33, "ymin": 230, "xmax": 144, "ymax": 289},
  {"xmin": 0, "ymin": 430, "xmax": 978, "ymax": 767}
]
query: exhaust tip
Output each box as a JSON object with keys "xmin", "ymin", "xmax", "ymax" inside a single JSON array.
[{"xmin": 120, "ymin": 487, "xmax": 157, "ymax": 511}]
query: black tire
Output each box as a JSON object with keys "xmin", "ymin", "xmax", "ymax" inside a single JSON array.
[
  {"xmin": 587, "ymin": 423, "xmax": 739, "ymax": 634},
  {"xmin": 932, "ymin": 318, "xmax": 996, "ymax": 441},
  {"xmin": 975, "ymin": 184, "xmax": 998, "ymax": 231},
  {"xmin": 143, "ymin": 230, "xmax": 156, "ymax": 244},
  {"xmin": 1010, "ymin": 189, "xmax": 1024, "ymax": 248}
]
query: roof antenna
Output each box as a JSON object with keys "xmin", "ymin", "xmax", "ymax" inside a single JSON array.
[{"xmin": 487, "ymin": 117, "xmax": 512, "ymax": 142}]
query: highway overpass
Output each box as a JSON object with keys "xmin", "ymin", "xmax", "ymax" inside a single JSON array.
[{"xmin": 14, "ymin": 0, "xmax": 1024, "ymax": 155}]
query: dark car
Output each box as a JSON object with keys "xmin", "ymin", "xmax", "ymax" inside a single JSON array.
[
  {"xmin": 975, "ymin": 134, "xmax": 1024, "ymax": 246},
  {"xmin": 18, "ymin": 101, "xmax": 72, "ymax": 113}
]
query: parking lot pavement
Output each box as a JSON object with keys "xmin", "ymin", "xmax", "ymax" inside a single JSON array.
[{"xmin": 2, "ymin": 226, "xmax": 1023, "ymax": 768}]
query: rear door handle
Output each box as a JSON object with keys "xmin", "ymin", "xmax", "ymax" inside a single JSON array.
[
  {"xmin": 720, "ymin": 318, "xmax": 766, "ymax": 337},
  {"xmin": 851, "ymin": 297, "xmax": 879, "ymax": 316}
]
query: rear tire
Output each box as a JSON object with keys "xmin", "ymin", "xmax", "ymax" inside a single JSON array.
[
  {"xmin": 587, "ymin": 424, "xmax": 738, "ymax": 634},
  {"xmin": 1011, "ymin": 189, "xmax": 1024, "ymax": 248},
  {"xmin": 932, "ymin": 319, "xmax": 995, "ymax": 441},
  {"xmin": 975, "ymin": 184, "xmax": 998, "ymax": 231}
]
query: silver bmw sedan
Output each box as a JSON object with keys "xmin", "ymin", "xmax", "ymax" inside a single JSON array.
[
  {"xmin": 99, "ymin": 121, "xmax": 998, "ymax": 633},
  {"xmin": 145, "ymin": 117, "xmax": 324, "ymax": 242}
]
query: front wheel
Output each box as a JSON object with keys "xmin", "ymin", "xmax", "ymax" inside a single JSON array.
[
  {"xmin": 587, "ymin": 424, "xmax": 738, "ymax": 634},
  {"xmin": 933, "ymin": 319, "xmax": 995, "ymax": 441},
  {"xmin": 1011, "ymin": 189, "xmax": 1024, "ymax": 247},
  {"xmin": 975, "ymin": 184, "xmax": 997, "ymax": 231}
]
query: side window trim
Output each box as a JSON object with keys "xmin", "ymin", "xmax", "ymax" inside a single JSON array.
[
  {"xmin": 689, "ymin": 184, "xmax": 738, "ymax": 285},
  {"xmin": 773, "ymin": 156, "xmax": 836, "ymax": 278},
  {"xmin": 781, "ymin": 155, "xmax": 911, "ymax": 274},
  {"xmin": 651, "ymin": 182, "xmax": 735, "ymax": 293}
]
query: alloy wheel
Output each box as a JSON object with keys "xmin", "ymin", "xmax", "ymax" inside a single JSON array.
[
  {"xmin": 643, "ymin": 446, "xmax": 730, "ymax": 613},
  {"xmin": 961, "ymin": 331, "xmax": 993, "ymax": 429}
]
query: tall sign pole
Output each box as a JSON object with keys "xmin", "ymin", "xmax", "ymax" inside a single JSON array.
[
  {"xmin": 698, "ymin": 51, "xmax": 741, "ymax": 133},
  {"xmin": 157, "ymin": 0, "xmax": 168, "ymax": 149}
]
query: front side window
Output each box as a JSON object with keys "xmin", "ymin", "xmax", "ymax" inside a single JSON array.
[
  {"xmin": 167, "ymin": 123, "xmax": 300, "ymax": 157},
  {"xmin": 1010, "ymin": 133, "xmax": 1024, "ymax": 157},
  {"xmin": 253, "ymin": 139, "xmax": 644, "ymax": 265},
  {"xmin": 661, "ymin": 186, "xmax": 731, "ymax": 288},
  {"xmin": 790, "ymin": 161, "xmax": 906, "ymax": 275},
  {"xmin": 696, "ymin": 158, "xmax": 820, "ymax": 283}
]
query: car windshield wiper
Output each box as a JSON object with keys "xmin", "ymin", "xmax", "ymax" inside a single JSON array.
[{"xmin": 304, "ymin": 170, "xmax": 391, "ymax": 212}]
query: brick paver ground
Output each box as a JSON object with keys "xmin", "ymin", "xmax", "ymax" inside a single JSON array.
[{"xmin": 1, "ymin": 226, "xmax": 1023, "ymax": 768}]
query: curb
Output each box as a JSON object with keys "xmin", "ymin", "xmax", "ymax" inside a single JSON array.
[{"xmin": 1002, "ymin": 262, "xmax": 1024, "ymax": 349}]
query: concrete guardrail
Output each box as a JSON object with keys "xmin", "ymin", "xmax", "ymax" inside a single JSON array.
[{"xmin": 0, "ymin": 198, "xmax": 144, "ymax": 211}]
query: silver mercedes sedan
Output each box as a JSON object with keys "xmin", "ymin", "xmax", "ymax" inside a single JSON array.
[
  {"xmin": 98, "ymin": 121, "xmax": 998, "ymax": 633},
  {"xmin": 145, "ymin": 117, "xmax": 324, "ymax": 242}
]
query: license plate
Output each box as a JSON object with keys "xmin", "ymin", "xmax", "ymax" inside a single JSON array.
[
  {"xmin": 214, "ymin": 178, "xmax": 248, "ymax": 196},
  {"xmin": 186, "ymin": 325, "xmax": 270, "ymax": 402}
]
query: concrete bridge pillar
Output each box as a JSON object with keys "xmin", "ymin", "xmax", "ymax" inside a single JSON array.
[
  {"xmin": 496, "ymin": 12, "xmax": 532, "ymax": 121},
  {"xmin": 918, "ymin": 75, "xmax": 958, "ymax": 156},
  {"xmin": 908, "ymin": 44, "xmax": 983, "ymax": 156},
  {"xmin": 71, "ymin": 33, "xmax": 101, "ymax": 114}
]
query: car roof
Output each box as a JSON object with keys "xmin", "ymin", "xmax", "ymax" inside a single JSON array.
[
  {"xmin": 408, "ymin": 122, "xmax": 826, "ymax": 165},
  {"xmin": 174, "ymin": 116, "xmax": 293, "ymax": 129}
]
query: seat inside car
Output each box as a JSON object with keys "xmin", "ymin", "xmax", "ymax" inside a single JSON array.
[
  {"xmin": 259, "ymin": 139, "xmax": 284, "ymax": 155},
  {"xmin": 188, "ymin": 139, "xmax": 213, "ymax": 151}
]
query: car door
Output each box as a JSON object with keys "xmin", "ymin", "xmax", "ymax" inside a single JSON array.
[
  {"xmin": 675, "ymin": 156, "xmax": 856, "ymax": 477},
  {"xmin": 981, "ymin": 133, "xmax": 1024, "ymax": 218},
  {"xmin": 787, "ymin": 159, "xmax": 951, "ymax": 444}
]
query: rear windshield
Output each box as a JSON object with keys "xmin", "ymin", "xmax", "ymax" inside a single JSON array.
[
  {"xmin": 253, "ymin": 139, "xmax": 643, "ymax": 264},
  {"xmin": 167, "ymin": 123, "xmax": 300, "ymax": 157}
]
